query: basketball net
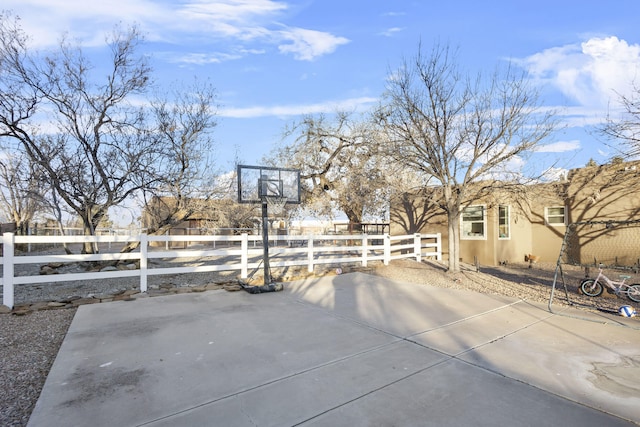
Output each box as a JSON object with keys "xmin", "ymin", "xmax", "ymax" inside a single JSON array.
[{"xmin": 265, "ymin": 195, "xmax": 287, "ymax": 216}]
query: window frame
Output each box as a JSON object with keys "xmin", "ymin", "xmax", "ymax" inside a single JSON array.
[
  {"xmin": 461, "ymin": 205, "xmax": 487, "ymax": 240},
  {"xmin": 545, "ymin": 206, "xmax": 566, "ymax": 226},
  {"xmin": 498, "ymin": 205, "xmax": 510, "ymax": 240}
]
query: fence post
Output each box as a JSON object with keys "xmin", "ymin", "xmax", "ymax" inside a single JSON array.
[
  {"xmin": 241, "ymin": 233, "xmax": 248, "ymax": 279},
  {"xmin": 414, "ymin": 233, "xmax": 422, "ymax": 263},
  {"xmin": 436, "ymin": 232, "xmax": 442, "ymax": 261},
  {"xmin": 362, "ymin": 234, "xmax": 368, "ymax": 267},
  {"xmin": 2, "ymin": 232, "xmax": 15, "ymax": 309},
  {"xmin": 384, "ymin": 234, "xmax": 391, "ymax": 265},
  {"xmin": 140, "ymin": 233, "xmax": 148, "ymax": 293},
  {"xmin": 307, "ymin": 235, "xmax": 314, "ymax": 273}
]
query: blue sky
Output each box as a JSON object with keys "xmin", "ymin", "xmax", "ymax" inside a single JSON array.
[{"xmin": 5, "ymin": 0, "xmax": 640, "ymax": 176}]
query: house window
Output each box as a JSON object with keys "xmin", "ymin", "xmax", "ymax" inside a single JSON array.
[
  {"xmin": 545, "ymin": 206, "xmax": 566, "ymax": 226},
  {"xmin": 498, "ymin": 205, "xmax": 510, "ymax": 239},
  {"xmin": 461, "ymin": 205, "xmax": 486, "ymax": 239}
]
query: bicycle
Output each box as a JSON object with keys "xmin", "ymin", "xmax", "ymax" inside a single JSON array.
[{"xmin": 580, "ymin": 267, "xmax": 640, "ymax": 302}]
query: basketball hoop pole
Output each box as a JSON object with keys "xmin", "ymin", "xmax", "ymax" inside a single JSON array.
[{"xmin": 261, "ymin": 199, "xmax": 271, "ymax": 285}]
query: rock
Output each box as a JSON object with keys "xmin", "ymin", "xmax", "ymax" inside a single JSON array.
[
  {"xmin": 116, "ymin": 262, "xmax": 137, "ymax": 270},
  {"xmin": 71, "ymin": 298, "xmax": 99, "ymax": 306},
  {"xmin": 47, "ymin": 302, "xmax": 67, "ymax": 308},
  {"xmin": 28, "ymin": 302, "xmax": 50, "ymax": 311},
  {"xmin": 100, "ymin": 266, "xmax": 118, "ymax": 272},
  {"xmin": 39, "ymin": 266, "xmax": 59, "ymax": 275},
  {"xmin": 57, "ymin": 296, "xmax": 82, "ymax": 304}
]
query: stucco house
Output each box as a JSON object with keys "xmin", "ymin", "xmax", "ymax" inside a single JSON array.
[{"xmin": 390, "ymin": 160, "xmax": 640, "ymax": 267}]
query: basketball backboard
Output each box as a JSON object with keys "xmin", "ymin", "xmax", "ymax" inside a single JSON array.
[{"xmin": 237, "ymin": 164, "xmax": 301, "ymax": 204}]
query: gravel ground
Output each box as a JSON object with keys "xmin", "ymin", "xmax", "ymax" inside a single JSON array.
[
  {"xmin": 1, "ymin": 258, "xmax": 638, "ymax": 426},
  {"xmin": 0, "ymin": 308, "xmax": 76, "ymax": 426}
]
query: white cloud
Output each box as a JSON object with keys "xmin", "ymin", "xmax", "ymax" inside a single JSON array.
[
  {"xmin": 379, "ymin": 27, "xmax": 404, "ymax": 37},
  {"xmin": 220, "ymin": 96, "xmax": 378, "ymax": 118},
  {"xmin": 4, "ymin": 0, "xmax": 348, "ymax": 61},
  {"xmin": 522, "ymin": 36, "xmax": 640, "ymax": 109},
  {"xmin": 277, "ymin": 28, "xmax": 350, "ymax": 61},
  {"xmin": 535, "ymin": 140, "xmax": 581, "ymax": 153},
  {"xmin": 165, "ymin": 52, "xmax": 244, "ymax": 65},
  {"xmin": 3, "ymin": 0, "xmax": 168, "ymax": 47}
]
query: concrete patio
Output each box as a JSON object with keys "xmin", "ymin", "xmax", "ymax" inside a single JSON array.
[{"xmin": 28, "ymin": 272, "xmax": 640, "ymax": 426}]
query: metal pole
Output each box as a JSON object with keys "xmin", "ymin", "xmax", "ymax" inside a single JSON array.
[{"xmin": 262, "ymin": 200, "xmax": 270, "ymax": 285}]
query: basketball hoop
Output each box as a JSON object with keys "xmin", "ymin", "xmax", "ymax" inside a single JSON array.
[
  {"xmin": 237, "ymin": 164, "xmax": 301, "ymax": 286},
  {"xmin": 265, "ymin": 195, "xmax": 287, "ymax": 216}
]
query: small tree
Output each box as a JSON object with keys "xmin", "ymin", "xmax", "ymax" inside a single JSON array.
[{"xmin": 377, "ymin": 43, "xmax": 556, "ymax": 272}]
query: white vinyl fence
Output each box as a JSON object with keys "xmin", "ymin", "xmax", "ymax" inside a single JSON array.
[{"xmin": 1, "ymin": 232, "xmax": 441, "ymax": 309}]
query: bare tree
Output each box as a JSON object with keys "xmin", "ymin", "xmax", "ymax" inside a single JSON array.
[
  {"xmin": 137, "ymin": 78, "xmax": 219, "ymax": 234},
  {"xmin": 274, "ymin": 112, "xmax": 387, "ymax": 229},
  {"xmin": 0, "ymin": 14, "xmax": 219, "ymax": 254},
  {"xmin": 602, "ymin": 83, "xmax": 640, "ymax": 156},
  {"xmin": 377, "ymin": 43, "xmax": 556, "ymax": 272},
  {"xmin": 0, "ymin": 15, "xmax": 157, "ymax": 252},
  {"xmin": 0, "ymin": 145, "xmax": 46, "ymax": 234}
]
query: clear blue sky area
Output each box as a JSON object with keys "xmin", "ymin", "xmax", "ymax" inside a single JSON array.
[{"xmin": 5, "ymin": 0, "xmax": 640, "ymax": 175}]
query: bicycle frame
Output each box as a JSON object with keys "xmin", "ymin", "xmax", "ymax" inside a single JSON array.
[{"xmin": 592, "ymin": 269, "xmax": 627, "ymax": 292}]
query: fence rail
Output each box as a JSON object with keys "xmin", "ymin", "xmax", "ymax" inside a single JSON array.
[{"xmin": 1, "ymin": 232, "xmax": 441, "ymax": 309}]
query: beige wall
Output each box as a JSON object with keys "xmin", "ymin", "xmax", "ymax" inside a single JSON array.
[
  {"xmin": 562, "ymin": 162, "xmax": 640, "ymax": 266},
  {"xmin": 458, "ymin": 204, "xmax": 538, "ymax": 266},
  {"xmin": 391, "ymin": 161, "xmax": 640, "ymax": 268},
  {"xmin": 391, "ymin": 197, "xmax": 540, "ymax": 266},
  {"xmin": 528, "ymin": 187, "xmax": 566, "ymax": 263},
  {"xmin": 496, "ymin": 207, "xmax": 534, "ymax": 264}
]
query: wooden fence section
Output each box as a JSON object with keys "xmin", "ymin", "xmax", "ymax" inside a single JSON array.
[{"xmin": 1, "ymin": 232, "xmax": 441, "ymax": 309}]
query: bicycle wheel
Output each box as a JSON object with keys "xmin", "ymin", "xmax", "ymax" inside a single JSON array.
[
  {"xmin": 627, "ymin": 284, "xmax": 640, "ymax": 303},
  {"xmin": 580, "ymin": 279, "xmax": 603, "ymax": 297}
]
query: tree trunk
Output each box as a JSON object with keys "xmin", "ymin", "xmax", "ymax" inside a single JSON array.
[
  {"xmin": 447, "ymin": 210, "xmax": 461, "ymax": 272},
  {"xmin": 343, "ymin": 205, "xmax": 363, "ymax": 233},
  {"xmin": 81, "ymin": 221, "xmax": 97, "ymax": 254},
  {"xmin": 56, "ymin": 220, "xmax": 72, "ymax": 255},
  {"xmin": 80, "ymin": 209, "xmax": 103, "ymax": 254}
]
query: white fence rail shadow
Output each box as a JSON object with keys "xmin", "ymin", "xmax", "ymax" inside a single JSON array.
[{"xmin": 1, "ymin": 232, "xmax": 441, "ymax": 309}]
